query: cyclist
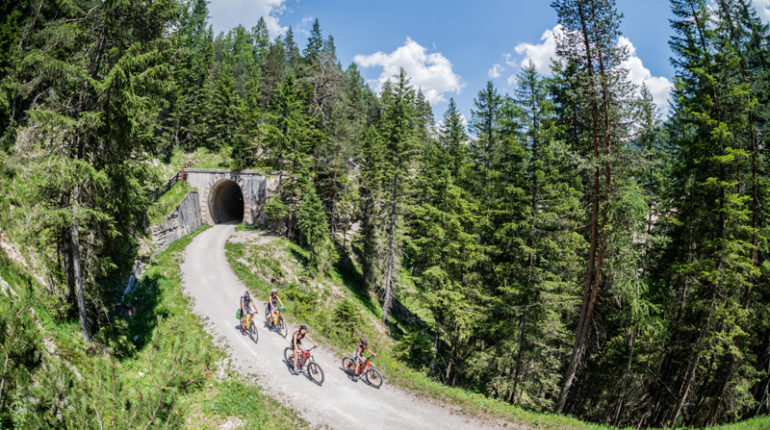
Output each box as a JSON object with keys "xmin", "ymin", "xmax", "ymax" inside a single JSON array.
[
  {"xmin": 240, "ymin": 290, "xmax": 258, "ymax": 335},
  {"xmin": 353, "ymin": 338, "xmax": 376, "ymax": 378},
  {"xmin": 266, "ymin": 288, "xmax": 285, "ymax": 326},
  {"xmin": 290, "ymin": 324, "xmax": 318, "ymax": 374}
]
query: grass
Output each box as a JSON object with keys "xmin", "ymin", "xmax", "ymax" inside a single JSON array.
[
  {"xmin": 705, "ymin": 416, "xmax": 770, "ymax": 429},
  {"xmin": 152, "ymin": 147, "xmax": 233, "ymax": 180},
  {"xmin": 0, "ymin": 227, "xmax": 308, "ymax": 429},
  {"xmin": 148, "ymin": 181, "xmax": 198, "ymax": 225},
  {"xmin": 224, "ymin": 228, "xmax": 770, "ymax": 430},
  {"xmin": 151, "ymin": 147, "xmax": 280, "ymax": 185}
]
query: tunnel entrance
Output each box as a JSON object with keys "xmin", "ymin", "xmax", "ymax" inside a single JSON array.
[{"xmin": 209, "ymin": 180, "xmax": 244, "ymax": 224}]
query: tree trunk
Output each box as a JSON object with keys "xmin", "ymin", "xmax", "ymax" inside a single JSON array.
[
  {"xmin": 557, "ymin": 0, "xmax": 605, "ymax": 413},
  {"xmin": 511, "ymin": 310, "xmax": 528, "ymax": 404},
  {"xmin": 329, "ymin": 156, "xmax": 338, "ymax": 237},
  {"xmin": 670, "ymin": 347, "xmax": 700, "ymax": 427},
  {"xmin": 361, "ymin": 191, "xmax": 377, "ymax": 289},
  {"xmin": 445, "ymin": 349, "xmax": 454, "ymax": 384},
  {"xmin": 71, "ymin": 184, "xmax": 90, "ymax": 341},
  {"xmin": 428, "ymin": 330, "xmax": 440, "ymax": 375},
  {"xmin": 613, "ymin": 328, "xmax": 636, "ymax": 425},
  {"xmin": 382, "ymin": 172, "xmax": 400, "ymax": 323}
]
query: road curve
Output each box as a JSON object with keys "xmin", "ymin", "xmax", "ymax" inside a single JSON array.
[{"xmin": 180, "ymin": 224, "xmax": 512, "ymax": 430}]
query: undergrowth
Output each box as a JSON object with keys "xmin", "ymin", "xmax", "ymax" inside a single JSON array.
[{"xmin": 0, "ymin": 227, "xmax": 306, "ymax": 429}]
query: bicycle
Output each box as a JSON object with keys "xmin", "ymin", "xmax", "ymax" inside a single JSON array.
[
  {"xmin": 342, "ymin": 355, "xmax": 383, "ymax": 388},
  {"xmin": 265, "ymin": 304, "xmax": 288, "ymax": 338},
  {"xmin": 284, "ymin": 346, "xmax": 324, "ymax": 385},
  {"xmin": 242, "ymin": 312, "xmax": 258, "ymax": 344}
]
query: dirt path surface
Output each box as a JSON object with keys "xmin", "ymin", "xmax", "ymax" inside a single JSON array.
[{"xmin": 181, "ymin": 224, "xmax": 514, "ymax": 430}]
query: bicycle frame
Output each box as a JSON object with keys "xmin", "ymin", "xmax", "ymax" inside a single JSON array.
[
  {"xmin": 244, "ymin": 312, "xmax": 255, "ymax": 329},
  {"xmin": 353, "ymin": 355, "xmax": 375, "ymax": 373},
  {"xmin": 297, "ymin": 350, "xmax": 313, "ymax": 367},
  {"xmin": 267, "ymin": 305, "xmax": 284, "ymax": 324}
]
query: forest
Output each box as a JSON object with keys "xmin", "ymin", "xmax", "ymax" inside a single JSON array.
[{"xmin": 1, "ymin": 0, "xmax": 770, "ymax": 428}]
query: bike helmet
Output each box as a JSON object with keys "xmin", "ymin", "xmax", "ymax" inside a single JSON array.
[
  {"xmin": 270, "ymin": 288, "xmax": 277, "ymax": 294},
  {"xmin": 299, "ymin": 324, "xmax": 308, "ymax": 331},
  {"xmin": 360, "ymin": 338, "xmax": 368, "ymax": 346},
  {"xmin": 244, "ymin": 291, "xmax": 250, "ymax": 297}
]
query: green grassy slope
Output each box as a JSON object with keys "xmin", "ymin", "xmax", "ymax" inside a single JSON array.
[
  {"xmin": 0, "ymin": 227, "xmax": 306, "ymax": 429},
  {"xmin": 148, "ymin": 181, "xmax": 198, "ymax": 225},
  {"xmin": 152, "ymin": 147, "xmax": 233, "ymax": 180},
  {"xmin": 224, "ymin": 227, "xmax": 770, "ymax": 430}
]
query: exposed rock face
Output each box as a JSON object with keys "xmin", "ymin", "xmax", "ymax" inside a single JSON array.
[{"xmin": 148, "ymin": 190, "xmax": 202, "ymax": 250}]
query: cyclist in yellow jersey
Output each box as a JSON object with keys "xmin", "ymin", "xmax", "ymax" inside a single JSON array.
[
  {"xmin": 267, "ymin": 288, "xmax": 285, "ymax": 325},
  {"xmin": 240, "ymin": 291, "xmax": 257, "ymax": 334}
]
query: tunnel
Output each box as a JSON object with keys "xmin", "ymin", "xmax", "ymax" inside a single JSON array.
[{"xmin": 208, "ymin": 180, "xmax": 244, "ymax": 224}]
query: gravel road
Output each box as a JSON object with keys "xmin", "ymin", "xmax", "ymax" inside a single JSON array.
[{"xmin": 181, "ymin": 224, "xmax": 515, "ymax": 430}]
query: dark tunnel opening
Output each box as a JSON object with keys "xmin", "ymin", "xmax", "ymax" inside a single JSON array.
[{"xmin": 209, "ymin": 180, "xmax": 244, "ymax": 224}]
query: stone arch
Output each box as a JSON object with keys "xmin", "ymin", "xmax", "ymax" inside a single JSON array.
[{"xmin": 208, "ymin": 179, "xmax": 244, "ymax": 224}]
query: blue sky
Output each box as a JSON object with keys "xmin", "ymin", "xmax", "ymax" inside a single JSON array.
[{"xmin": 208, "ymin": 0, "xmax": 770, "ymax": 122}]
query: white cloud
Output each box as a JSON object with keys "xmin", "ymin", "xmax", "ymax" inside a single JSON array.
[
  {"xmin": 488, "ymin": 64, "xmax": 503, "ymax": 79},
  {"xmin": 618, "ymin": 36, "xmax": 674, "ymax": 115},
  {"xmin": 354, "ymin": 38, "xmax": 465, "ymax": 104},
  {"xmin": 512, "ymin": 25, "xmax": 564, "ymax": 75},
  {"xmin": 209, "ymin": 0, "xmax": 287, "ymax": 38},
  {"xmin": 752, "ymin": 0, "xmax": 770, "ymax": 23},
  {"xmin": 296, "ymin": 16, "xmax": 315, "ymax": 37}
]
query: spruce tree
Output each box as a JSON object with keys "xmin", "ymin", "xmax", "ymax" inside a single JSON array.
[
  {"xmin": 469, "ymin": 81, "xmax": 504, "ymax": 219},
  {"xmin": 12, "ymin": 0, "xmax": 178, "ymax": 340},
  {"xmin": 378, "ymin": 69, "xmax": 420, "ymax": 322},
  {"xmin": 647, "ymin": 1, "xmax": 765, "ymax": 425},
  {"xmin": 406, "ymin": 99, "xmax": 482, "ymax": 384},
  {"xmin": 550, "ymin": 0, "xmax": 634, "ymax": 413}
]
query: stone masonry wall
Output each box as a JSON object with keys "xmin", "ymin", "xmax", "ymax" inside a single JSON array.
[
  {"xmin": 184, "ymin": 169, "xmax": 279, "ymax": 225},
  {"xmin": 148, "ymin": 190, "xmax": 202, "ymax": 250}
]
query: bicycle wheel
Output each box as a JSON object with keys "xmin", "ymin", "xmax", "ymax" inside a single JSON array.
[
  {"xmin": 365, "ymin": 367, "xmax": 383, "ymax": 389},
  {"xmin": 308, "ymin": 361, "xmax": 325, "ymax": 385},
  {"xmin": 277, "ymin": 316, "xmax": 288, "ymax": 338},
  {"xmin": 341, "ymin": 357, "xmax": 355, "ymax": 374},
  {"xmin": 283, "ymin": 347, "xmax": 295, "ymax": 368},
  {"xmin": 247, "ymin": 320, "xmax": 258, "ymax": 344}
]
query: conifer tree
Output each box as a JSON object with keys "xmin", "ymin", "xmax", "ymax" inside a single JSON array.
[
  {"xmin": 231, "ymin": 75, "xmax": 264, "ymax": 170},
  {"xmin": 486, "ymin": 63, "xmax": 581, "ymax": 408},
  {"xmin": 297, "ymin": 180, "xmax": 334, "ymax": 272},
  {"xmin": 284, "ymin": 28, "xmax": 302, "ymax": 71},
  {"xmin": 647, "ymin": 1, "xmax": 765, "ymax": 425},
  {"xmin": 378, "ymin": 69, "xmax": 420, "ymax": 322},
  {"xmin": 469, "ymin": 81, "xmax": 504, "ymax": 219},
  {"xmin": 406, "ymin": 99, "xmax": 482, "ymax": 384},
  {"xmin": 304, "ymin": 19, "xmax": 324, "ymax": 64},
  {"xmin": 440, "ymin": 99, "xmax": 470, "ymax": 179},
  {"xmin": 551, "ymin": 0, "xmax": 634, "ymax": 412},
  {"xmin": 164, "ymin": 0, "xmax": 213, "ymax": 150},
  {"xmin": 203, "ymin": 66, "xmax": 238, "ymax": 150},
  {"xmin": 251, "ymin": 17, "xmax": 270, "ymax": 64},
  {"xmin": 357, "ymin": 125, "xmax": 387, "ymax": 291},
  {"xmin": 13, "ymin": 0, "xmax": 179, "ymax": 340}
]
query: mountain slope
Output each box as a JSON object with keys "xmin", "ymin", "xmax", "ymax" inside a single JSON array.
[{"xmin": 181, "ymin": 223, "xmax": 515, "ymax": 430}]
